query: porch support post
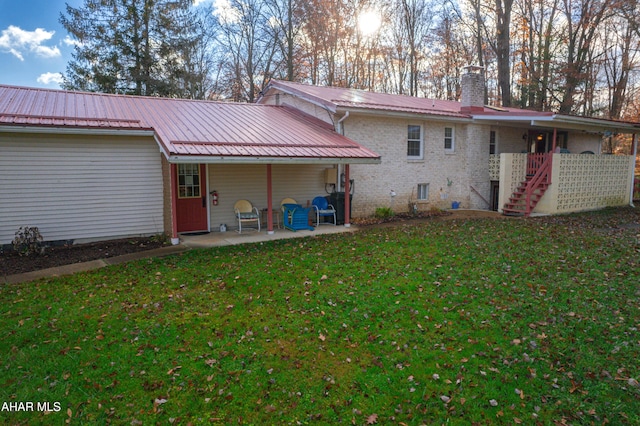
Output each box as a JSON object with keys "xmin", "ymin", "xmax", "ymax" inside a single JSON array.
[
  {"xmin": 266, "ymin": 164, "xmax": 274, "ymax": 234},
  {"xmin": 551, "ymin": 128, "xmax": 557, "ymax": 152},
  {"xmin": 170, "ymin": 163, "xmax": 180, "ymax": 245},
  {"xmin": 344, "ymin": 164, "xmax": 351, "ymax": 227},
  {"xmin": 631, "ymin": 134, "xmax": 638, "ymax": 207}
]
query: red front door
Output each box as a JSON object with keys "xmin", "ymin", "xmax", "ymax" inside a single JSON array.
[{"xmin": 176, "ymin": 164, "xmax": 208, "ymax": 233}]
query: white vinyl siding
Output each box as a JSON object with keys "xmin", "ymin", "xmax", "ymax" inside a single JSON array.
[
  {"xmin": 208, "ymin": 164, "xmax": 330, "ymax": 230},
  {"xmin": 0, "ymin": 134, "xmax": 164, "ymax": 244}
]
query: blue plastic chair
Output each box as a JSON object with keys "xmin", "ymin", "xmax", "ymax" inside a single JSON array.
[
  {"xmin": 312, "ymin": 196, "xmax": 336, "ymax": 226},
  {"xmin": 282, "ymin": 204, "xmax": 314, "ymax": 231}
]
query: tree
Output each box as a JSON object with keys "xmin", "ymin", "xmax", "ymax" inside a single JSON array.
[
  {"xmin": 494, "ymin": 0, "xmax": 514, "ymax": 106},
  {"xmin": 60, "ymin": 0, "xmax": 210, "ymax": 98},
  {"xmin": 512, "ymin": 0, "xmax": 561, "ymax": 110},
  {"xmin": 264, "ymin": 0, "xmax": 304, "ymax": 81},
  {"xmin": 396, "ymin": 0, "xmax": 433, "ymax": 96},
  {"xmin": 557, "ymin": 0, "xmax": 613, "ymax": 114}
]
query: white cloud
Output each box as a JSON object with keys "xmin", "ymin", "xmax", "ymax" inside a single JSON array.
[
  {"xmin": 213, "ymin": 0, "xmax": 240, "ymax": 24},
  {"xmin": 63, "ymin": 35, "xmax": 83, "ymax": 47},
  {"xmin": 0, "ymin": 25, "xmax": 61, "ymax": 61},
  {"xmin": 37, "ymin": 72, "xmax": 63, "ymax": 86}
]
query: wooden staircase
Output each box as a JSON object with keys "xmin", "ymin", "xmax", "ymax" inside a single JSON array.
[{"xmin": 502, "ymin": 153, "xmax": 552, "ymax": 217}]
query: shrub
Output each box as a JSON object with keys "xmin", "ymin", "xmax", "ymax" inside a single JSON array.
[
  {"xmin": 12, "ymin": 226, "xmax": 45, "ymax": 256},
  {"xmin": 374, "ymin": 207, "xmax": 394, "ymax": 219}
]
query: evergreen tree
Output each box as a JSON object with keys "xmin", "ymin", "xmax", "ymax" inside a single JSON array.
[{"xmin": 60, "ymin": 0, "xmax": 211, "ymax": 98}]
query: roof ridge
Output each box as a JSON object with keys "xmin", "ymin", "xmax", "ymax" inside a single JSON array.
[
  {"xmin": 0, "ymin": 112, "xmax": 141, "ymax": 123},
  {"xmin": 0, "ymin": 84, "xmax": 280, "ymax": 108},
  {"xmin": 270, "ymin": 79, "xmax": 458, "ymax": 103}
]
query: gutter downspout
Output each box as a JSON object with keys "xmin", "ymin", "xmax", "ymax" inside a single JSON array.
[
  {"xmin": 336, "ymin": 112, "xmax": 350, "ymax": 192},
  {"xmin": 336, "ymin": 111, "xmax": 350, "ymax": 135},
  {"xmin": 631, "ymin": 133, "xmax": 638, "ymax": 208}
]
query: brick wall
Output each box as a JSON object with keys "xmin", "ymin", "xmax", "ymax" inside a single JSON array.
[
  {"xmin": 343, "ymin": 114, "xmax": 493, "ymax": 216},
  {"xmin": 461, "ymin": 72, "xmax": 484, "ymax": 109},
  {"xmin": 161, "ymin": 155, "xmax": 173, "ymax": 238}
]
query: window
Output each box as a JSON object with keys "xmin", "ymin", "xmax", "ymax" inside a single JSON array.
[
  {"xmin": 417, "ymin": 183, "xmax": 429, "ymax": 200},
  {"xmin": 407, "ymin": 125, "xmax": 422, "ymax": 158},
  {"xmin": 178, "ymin": 164, "xmax": 201, "ymax": 198},
  {"xmin": 489, "ymin": 130, "xmax": 496, "ymax": 154},
  {"xmin": 444, "ymin": 127, "xmax": 454, "ymax": 152}
]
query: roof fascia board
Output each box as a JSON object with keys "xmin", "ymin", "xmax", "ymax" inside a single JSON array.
[
  {"xmin": 336, "ymin": 107, "xmax": 471, "ymax": 123},
  {"xmin": 473, "ymin": 114, "xmax": 639, "ymax": 133},
  {"xmin": 153, "ymin": 135, "xmax": 171, "ymax": 159},
  {"xmin": 0, "ymin": 125, "xmax": 156, "ymax": 138},
  {"xmin": 472, "ymin": 115, "xmax": 554, "ymax": 123},
  {"xmin": 548, "ymin": 114, "xmax": 639, "ymax": 132},
  {"xmin": 168, "ymin": 155, "xmax": 381, "ymax": 165},
  {"xmin": 266, "ymin": 82, "xmax": 338, "ymax": 113}
]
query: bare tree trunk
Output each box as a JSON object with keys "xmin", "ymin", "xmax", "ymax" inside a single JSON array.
[
  {"xmin": 495, "ymin": 0, "xmax": 513, "ymax": 106},
  {"xmin": 558, "ymin": 0, "xmax": 611, "ymax": 114}
]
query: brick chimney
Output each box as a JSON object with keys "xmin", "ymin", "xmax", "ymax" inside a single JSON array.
[{"xmin": 460, "ymin": 65, "xmax": 485, "ymax": 112}]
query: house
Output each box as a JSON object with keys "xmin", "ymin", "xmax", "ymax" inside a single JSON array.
[
  {"xmin": 0, "ymin": 85, "xmax": 380, "ymax": 246},
  {"xmin": 257, "ymin": 67, "xmax": 639, "ymax": 217},
  {"xmin": 2, "ymin": 68, "xmax": 638, "ymax": 247}
]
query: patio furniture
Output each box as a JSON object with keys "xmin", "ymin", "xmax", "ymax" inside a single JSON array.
[
  {"xmin": 234, "ymin": 200, "xmax": 260, "ymax": 233},
  {"xmin": 261, "ymin": 208, "xmax": 281, "ymax": 229},
  {"xmin": 312, "ymin": 196, "xmax": 336, "ymax": 226},
  {"xmin": 282, "ymin": 203, "xmax": 314, "ymax": 231},
  {"xmin": 280, "ymin": 198, "xmax": 297, "ymax": 208},
  {"xmin": 280, "ymin": 198, "xmax": 297, "ymax": 227}
]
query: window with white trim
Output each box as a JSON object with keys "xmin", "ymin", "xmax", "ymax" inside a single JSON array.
[
  {"xmin": 178, "ymin": 164, "xmax": 201, "ymax": 198},
  {"xmin": 417, "ymin": 183, "xmax": 429, "ymax": 200},
  {"xmin": 444, "ymin": 127, "xmax": 454, "ymax": 152},
  {"xmin": 407, "ymin": 125, "xmax": 423, "ymax": 159}
]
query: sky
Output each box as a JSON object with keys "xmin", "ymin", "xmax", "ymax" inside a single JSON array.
[
  {"xmin": 0, "ymin": 0, "xmax": 221, "ymax": 90},
  {"xmin": 0, "ymin": 0, "xmax": 90, "ymax": 89},
  {"xmin": 0, "ymin": 0, "xmax": 377, "ymax": 90}
]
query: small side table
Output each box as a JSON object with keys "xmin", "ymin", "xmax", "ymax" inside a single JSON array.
[{"xmin": 261, "ymin": 208, "xmax": 282, "ymax": 229}]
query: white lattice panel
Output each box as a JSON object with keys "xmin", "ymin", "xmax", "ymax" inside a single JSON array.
[
  {"xmin": 489, "ymin": 155, "xmax": 500, "ymax": 180},
  {"xmin": 555, "ymin": 155, "xmax": 630, "ymax": 212},
  {"xmin": 510, "ymin": 154, "xmax": 527, "ymax": 195}
]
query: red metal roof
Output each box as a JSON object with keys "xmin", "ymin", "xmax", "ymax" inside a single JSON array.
[
  {"xmin": 262, "ymin": 80, "xmax": 640, "ymax": 132},
  {"xmin": 263, "ymin": 80, "xmax": 558, "ymax": 119},
  {"xmin": 0, "ymin": 85, "xmax": 380, "ymax": 163}
]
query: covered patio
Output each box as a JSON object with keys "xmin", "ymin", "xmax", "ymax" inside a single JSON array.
[
  {"xmin": 179, "ymin": 221, "xmax": 358, "ymax": 248},
  {"xmin": 164, "ymin": 105, "xmax": 381, "ymax": 243}
]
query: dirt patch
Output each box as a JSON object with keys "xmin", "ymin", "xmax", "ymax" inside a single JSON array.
[
  {"xmin": 1, "ymin": 237, "xmax": 168, "ymax": 276},
  {"xmin": 352, "ymin": 209, "xmax": 510, "ymax": 227}
]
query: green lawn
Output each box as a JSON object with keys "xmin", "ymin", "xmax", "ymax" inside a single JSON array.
[{"xmin": 1, "ymin": 208, "xmax": 639, "ymax": 425}]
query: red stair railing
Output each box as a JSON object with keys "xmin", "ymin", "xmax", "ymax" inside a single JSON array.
[{"xmin": 523, "ymin": 153, "xmax": 552, "ymax": 214}]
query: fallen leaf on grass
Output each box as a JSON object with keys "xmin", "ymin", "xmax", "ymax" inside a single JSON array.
[
  {"xmin": 366, "ymin": 413, "xmax": 378, "ymax": 424},
  {"xmin": 153, "ymin": 397, "xmax": 168, "ymax": 413},
  {"xmin": 167, "ymin": 366, "xmax": 182, "ymax": 375}
]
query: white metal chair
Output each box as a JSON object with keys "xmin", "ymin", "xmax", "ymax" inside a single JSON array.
[{"xmin": 234, "ymin": 200, "xmax": 260, "ymax": 233}]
